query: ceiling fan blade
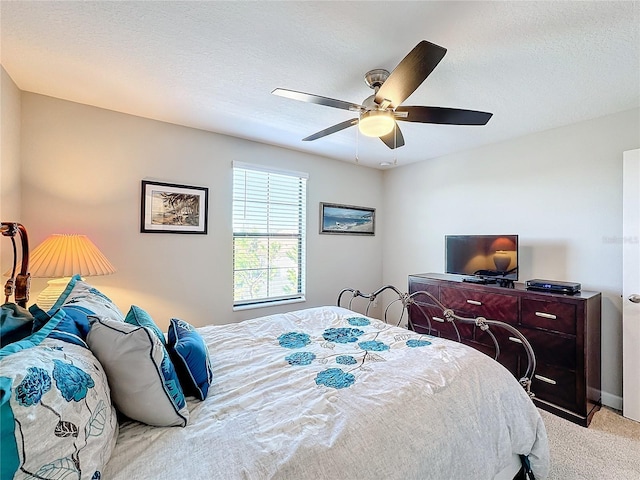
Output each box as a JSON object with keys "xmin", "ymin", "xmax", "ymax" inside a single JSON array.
[
  {"xmin": 302, "ymin": 118, "xmax": 359, "ymax": 141},
  {"xmin": 375, "ymin": 40, "xmax": 447, "ymax": 109},
  {"xmin": 396, "ymin": 106, "xmax": 493, "ymax": 125},
  {"xmin": 379, "ymin": 122, "xmax": 405, "ymax": 149},
  {"xmin": 272, "ymin": 88, "xmax": 364, "ymax": 111}
]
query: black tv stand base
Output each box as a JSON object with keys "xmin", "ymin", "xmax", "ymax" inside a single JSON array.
[
  {"xmin": 462, "ymin": 277, "xmax": 515, "ymax": 288},
  {"xmin": 463, "ymin": 276, "xmax": 494, "ymax": 285}
]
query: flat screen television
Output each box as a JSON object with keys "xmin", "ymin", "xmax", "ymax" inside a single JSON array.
[{"xmin": 445, "ymin": 234, "xmax": 519, "ymax": 281}]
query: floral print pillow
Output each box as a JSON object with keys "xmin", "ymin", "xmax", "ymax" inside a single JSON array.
[
  {"xmin": 0, "ymin": 338, "xmax": 118, "ymax": 480},
  {"xmin": 50, "ymin": 275, "xmax": 125, "ymax": 323}
]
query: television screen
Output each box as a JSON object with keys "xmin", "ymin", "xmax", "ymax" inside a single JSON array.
[{"xmin": 445, "ymin": 235, "xmax": 519, "ymax": 280}]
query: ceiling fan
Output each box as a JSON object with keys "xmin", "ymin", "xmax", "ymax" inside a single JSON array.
[{"xmin": 272, "ymin": 40, "xmax": 492, "ymax": 149}]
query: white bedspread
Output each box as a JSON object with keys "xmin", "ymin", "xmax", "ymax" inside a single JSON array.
[{"xmin": 104, "ymin": 306, "xmax": 549, "ymax": 479}]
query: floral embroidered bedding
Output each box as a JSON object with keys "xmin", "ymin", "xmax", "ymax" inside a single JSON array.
[{"xmin": 102, "ymin": 306, "xmax": 550, "ymax": 480}]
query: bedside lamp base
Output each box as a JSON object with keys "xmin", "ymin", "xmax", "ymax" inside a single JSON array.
[{"xmin": 36, "ymin": 277, "xmax": 73, "ymax": 310}]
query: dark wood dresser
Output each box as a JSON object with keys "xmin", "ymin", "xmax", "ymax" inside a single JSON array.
[{"xmin": 408, "ymin": 273, "xmax": 602, "ymax": 427}]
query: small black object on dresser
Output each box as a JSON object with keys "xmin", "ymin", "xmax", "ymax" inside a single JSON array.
[
  {"xmin": 408, "ymin": 273, "xmax": 602, "ymax": 427},
  {"xmin": 526, "ymin": 279, "xmax": 581, "ymax": 295}
]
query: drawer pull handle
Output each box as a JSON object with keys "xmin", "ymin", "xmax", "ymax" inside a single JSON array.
[
  {"xmin": 432, "ymin": 316, "xmax": 445, "ymax": 323},
  {"xmin": 508, "ymin": 336, "xmax": 523, "ymax": 344},
  {"xmin": 534, "ymin": 374, "xmax": 557, "ymax": 385},
  {"xmin": 466, "ymin": 299, "xmax": 482, "ymax": 306},
  {"xmin": 535, "ymin": 312, "xmax": 557, "ymax": 320}
]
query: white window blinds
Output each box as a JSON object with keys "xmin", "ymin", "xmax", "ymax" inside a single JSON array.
[{"xmin": 232, "ymin": 162, "xmax": 307, "ymax": 307}]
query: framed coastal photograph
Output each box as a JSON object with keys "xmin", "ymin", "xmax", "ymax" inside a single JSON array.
[
  {"xmin": 319, "ymin": 202, "xmax": 375, "ymax": 236},
  {"xmin": 140, "ymin": 180, "xmax": 208, "ymax": 234}
]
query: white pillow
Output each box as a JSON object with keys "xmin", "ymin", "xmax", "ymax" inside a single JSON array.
[{"xmin": 86, "ymin": 316, "xmax": 188, "ymax": 427}]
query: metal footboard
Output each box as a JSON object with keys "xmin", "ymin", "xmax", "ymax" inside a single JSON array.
[{"xmin": 337, "ymin": 285, "xmax": 536, "ymax": 397}]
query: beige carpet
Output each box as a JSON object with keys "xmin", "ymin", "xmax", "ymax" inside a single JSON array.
[{"xmin": 540, "ymin": 407, "xmax": 640, "ymax": 479}]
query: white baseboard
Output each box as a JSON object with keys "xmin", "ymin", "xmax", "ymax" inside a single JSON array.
[{"xmin": 601, "ymin": 391, "xmax": 623, "ymax": 411}]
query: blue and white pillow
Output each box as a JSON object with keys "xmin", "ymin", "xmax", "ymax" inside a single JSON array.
[
  {"xmin": 125, "ymin": 305, "xmax": 166, "ymax": 346},
  {"xmin": 25, "ymin": 276, "xmax": 125, "ymax": 349},
  {"xmin": 87, "ymin": 317, "xmax": 189, "ymax": 427},
  {"xmin": 51, "ymin": 275, "xmax": 125, "ymax": 323},
  {"xmin": 167, "ymin": 318, "xmax": 213, "ymax": 400},
  {"xmin": 0, "ymin": 314, "xmax": 118, "ymax": 480}
]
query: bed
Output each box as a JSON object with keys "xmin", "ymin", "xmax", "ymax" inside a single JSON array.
[{"xmin": 1, "ymin": 223, "xmax": 549, "ymax": 480}]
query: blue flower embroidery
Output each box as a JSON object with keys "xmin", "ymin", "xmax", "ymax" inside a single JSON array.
[
  {"xmin": 315, "ymin": 368, "xmax": 355, "ymax": 389},
  {"xmin": 358, "ymin": 340, "xmax": 390, "ymax": 352},
  {"xmin": 285, "ymin": 352, "xmax": 316, "ymax": 366},
  {"xmin": 407, "ymin": 339, "xmax": 432, "ymax": 348},
  {"xmin": 322, "ymin": 328, "xmax": 364, "ymax": 344},
  {"xmin": 91, "ymin": 472, "xmax": 101, "ymax": 480},
  {"xmin": 15, "ymin": 367, "xmax": 52, "ymax": 407},
  {"xmin": 278, "ymin": 332, "xmax": 311, "ymax": 349},
  {"xmin": 336, "ymin": 355, "xmax": 357, "ymax": 365},
  {"xmin": 52, "ymin": 359, "xmax": 95, "ymax": 402},
  {"xmin": 347, "ymin": 317, "xmax": 370, "ymax": 327}
]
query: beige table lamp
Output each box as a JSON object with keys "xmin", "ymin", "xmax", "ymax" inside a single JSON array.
[{"xmin": 27, "ymin": 234, "xmax": 116, "ymax": 310}]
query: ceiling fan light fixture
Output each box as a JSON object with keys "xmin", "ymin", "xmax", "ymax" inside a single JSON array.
[{"xmin": 358, "ymin": 110, "xmax": 395, "ymax": 137}]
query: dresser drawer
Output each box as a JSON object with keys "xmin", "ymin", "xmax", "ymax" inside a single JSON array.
[
  {"xmin": 521, "ymin": 298, "xmax": 576, "ymax": 334},
  {"xmin": 529, "ymin": 363, "xmax": 577, "ymax": 412},
  {"xmin": 474, "ymin": 322, "xmax": 526, "ymax": 354},
  {"xmin": 407, "ymin": 303, "xmax": 439, "ymax": 334},
  {"xmin": 467, "ymin": 340, "xmax": 520, "ymax": 378},
  {"xmin": 520, "ymin": 327, "xmax": 576, "ymax": 369},
  {"xmin": 408, "ymin": 281, "xmax": 439, "ymax": 302},
  {"xmin": 440, "ymin": 286, "xmax": 518, "ymax": 321},
  {"xmin": 407, "ymin": 303, "xmax": 474, "ymax": 340}
]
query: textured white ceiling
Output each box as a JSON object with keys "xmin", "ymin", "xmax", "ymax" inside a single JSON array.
[{"xmin": 2, "ymin": 1, "xmax": 639, "ymax": 169}]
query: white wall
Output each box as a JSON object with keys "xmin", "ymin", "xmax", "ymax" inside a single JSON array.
[
  {"xmin": 11, "ymin": 87, "xmax": 640, "ymax": 407},
  {"xmin": 382, "ymin": 107, "xmax": 640, "ymax": 408},
  {"xmin": 0, "ymin": 67, "xmax": 22, "ymax": 272},
  {"xmin": 18, "ymin": 93, "xmax": 383, "ymax": 328}
]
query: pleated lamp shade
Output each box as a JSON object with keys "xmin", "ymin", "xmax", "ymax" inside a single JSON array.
[{"xmin": 28, "ymin": 234, "xmax": 116, "ymax": 309}]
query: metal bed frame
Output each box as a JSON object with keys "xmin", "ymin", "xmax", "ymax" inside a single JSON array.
[
  {"xmin": 337, "ymin": 284, "xmax": 536, "ymax": 397},
  {"xmin": 1, "ymin": 222, "xmax": 30, "ymax": 308}
]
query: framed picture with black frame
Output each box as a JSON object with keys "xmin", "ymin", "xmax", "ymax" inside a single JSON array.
[
  {"xmin": 140, "ymin": 180, "xmax": 208, "ymax": 234},
  {"xmin": 319, "ymin": 202, "xmax": 375, "ymax": 236}
]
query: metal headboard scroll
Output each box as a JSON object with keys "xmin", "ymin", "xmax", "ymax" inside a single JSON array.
[
  {"xmin": 337, "ymin": 285, "xmax": 536, "ymax": 397},
  {"xmin": 1, "ymin": 222, "xmax": 30, "ymax": 307}
]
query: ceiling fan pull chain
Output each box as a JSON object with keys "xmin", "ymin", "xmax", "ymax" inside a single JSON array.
[
  {"xmin": 393, "ymin": 123, "xmax": 398, "ymax": 165},
  {"xmin": 355, "ymin": 126, "xmax": 360, "ymax": 164}
]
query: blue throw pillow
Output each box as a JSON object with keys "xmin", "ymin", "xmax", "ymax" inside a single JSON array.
[
  {"xmin": 167, "ymin": 318, "xmax": 213, "ymax": 400},
  {"xmin": 125, "ymin": 305, "xmax": 166, "ymax": 346},
  {"xmin": 29, "ymin": 305, "xmax": 92, "ymax": 348}
]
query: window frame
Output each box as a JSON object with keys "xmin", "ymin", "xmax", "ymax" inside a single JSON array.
[{"xmin": 232, "ymin": 161, "xmax": 308, "ymax": 310}]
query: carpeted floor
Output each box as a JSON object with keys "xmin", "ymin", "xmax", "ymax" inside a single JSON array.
[{"xmin": 539, "ymin": 407, "xmax": 640, "ymax": 479}]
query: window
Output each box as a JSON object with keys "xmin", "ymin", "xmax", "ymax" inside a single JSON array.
[{"xmin": 232, "ymin": 162, "xmax": 307, "ymax": 308}]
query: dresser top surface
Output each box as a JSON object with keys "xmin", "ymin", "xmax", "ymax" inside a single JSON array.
[{"xmin": 409, "ymin": 273, "xmax": 601, "ymax": 300}]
